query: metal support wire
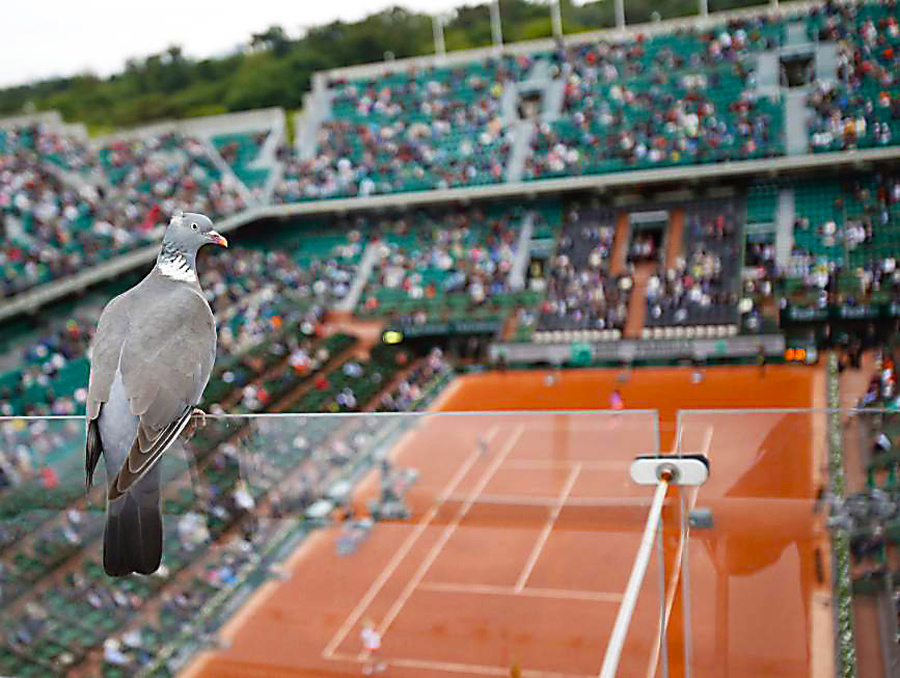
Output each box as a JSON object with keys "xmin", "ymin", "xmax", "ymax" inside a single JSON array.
[
  {"xmin": 657, "ymin": 516, "xmax": 669, "ymax": 678},
  {"xmin": 680, "ymin": 490, "xmax": 693, "ymax": 678},
  {"xmin": 599, "ymin": 478, "xmax": 670, "ymax": 678}
]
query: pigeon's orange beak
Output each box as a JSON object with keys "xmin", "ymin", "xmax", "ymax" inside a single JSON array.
[{"xmin": 207, "ymin": 231, "xmax": 228, "ymax": 248}]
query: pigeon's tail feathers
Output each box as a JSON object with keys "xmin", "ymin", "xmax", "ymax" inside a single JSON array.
[
  {"xmin": 104, "ymin": 489, "xmax": 162, "ymax": 577},
  {"xmin": 85, "ymin": 416, "xmax": 103, "ymax": 490}
]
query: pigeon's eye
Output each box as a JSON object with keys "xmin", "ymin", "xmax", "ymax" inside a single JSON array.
[{"xmin": 191, "ymin": 223, "xmax": 198, "ymax": 231}]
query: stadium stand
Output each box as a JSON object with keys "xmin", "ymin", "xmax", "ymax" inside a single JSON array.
[
  {"xmin": 4, "ymin": 1, "xmax": 900, "ymax": 312},
  {"xmin": 644, "ymin": 199, "xmax": 742, "ymax": 335},
  {"xmin": 97, "ymin": 132, "xmax": 246, "ymax": 225},
  {"xmin": 355, "ymin": 204, "xmax": 536, "ymax": 327},
  {"xmin": 375, "ymin": 348, "xmax": 452, "ymax": 412},
  {"xmin": 526, "ymin": 18, "xmax": 785, "ymax": 179},
  {"xmin": 276, "ymin": 55, "xmax": 532, "ymax": 201},
  {"xmin": 806, "ymin": 1, "xmax": 900, "ymax": 153},
  {"xmin": 532, "ymin": 204, "xmax": 630, "ymax": 342},
  {"xmin": 1, "ymin": 126, "xmax": 107, "ymax": 298},
  {"xmin": 212, "ymin": 132, "xmax": 270, "ymax": 193},
  {"xmin": 783, "ymin": 174, "xmax": 900, "ymax": 307}
]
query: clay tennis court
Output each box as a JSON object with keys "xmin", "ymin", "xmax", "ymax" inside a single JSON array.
[{"xmin": 184, "ymin": 365, "xmax": 832, "ymax": 678}]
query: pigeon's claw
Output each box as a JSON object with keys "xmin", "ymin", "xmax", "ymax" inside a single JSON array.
[{"xmin": 181, "ymin": 408, "xmax": 208, "ymax": 441}]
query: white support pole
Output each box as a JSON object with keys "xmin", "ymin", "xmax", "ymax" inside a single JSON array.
[
  {"xmin": 551, "ymin": 0, "xmax": 563, "ymax": 41},
  {"xmin": 598, "ymin": 478, "xmax": 669, "ymax": 678},
  {"xmin": 770, "ymin": 0, "xmax": 779, "ymax": 8},
  {"xmin": 491, "ymin": 0, "xmax": 503, "ymax": 49},
  {"xmin": 614, "ymin": 0, "xmax": 626, "ymax": 28},
  {"xmin": 698, "ymin": 0, "xmax": 709, "ymax": 17},
  {"xmin": 432, "ymin": 15, "xmax": 446, "ymax": 58}
]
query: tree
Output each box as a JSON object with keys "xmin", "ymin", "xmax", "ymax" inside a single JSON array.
[{"xmin": 251, "ymin": 26, "xmax": 291, "ymax": 57}]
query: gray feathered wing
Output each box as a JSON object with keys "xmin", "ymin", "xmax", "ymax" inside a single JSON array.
[{"xmin": 86, "ymin": 283, "xmax": 216, "ymax": 499}]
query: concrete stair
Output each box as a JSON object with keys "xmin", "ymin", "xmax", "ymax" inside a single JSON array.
[
  {"xmin": 665, "ymin": 209, "xmax": 685, "ymax": 268},
  {"xmin": 336, "ymin": 242, "xmax": 382, "ymax": 313},
  {"xmin": 623, "ymin": 263, "xmax": 655, "ymax": 339},
  {"xmin": 610, "ymin": 212, "xmax": 630, "ymax": 275}
]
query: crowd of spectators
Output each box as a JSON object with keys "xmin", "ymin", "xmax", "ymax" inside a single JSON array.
[
  {"xmin": 525, "ymin": 17, "xmax": 783, "ymax": 179},
  {"xmin": 807, "ymin": 1, "xmax": 900, "ymax": 153},
  {"xmin": 780, "ymin": 175, "xmax": 900, "ymax": 312},
  {"xmin": 645, "ymin": 202, "xmax": 740, "ymax": 328},
  {"xmin": 537, "ymin": 205, "xmax": 631, "ymax": 333},
  {"xmin": 376, "ymin": 348, "xmax": 450, "ymax": 412},
  {"xmin": 741, "ymin": 238, "xmax": 779, "ymax": 332},
  {"xmin": 0, "ymin": 314, "xmax": 97, "ymax": 417},
  {"xmin": 1, "ymin": 126, "xmax": 110, "ymax": 297},
  {"xmin": 98, "ymin": 132, "xmax": 246, "ymax": 224},
  {"xmin": 274, "ymin": 55, "xmax": 532, "ymax": 202},
  {"xmin": 358, "ymin": 206, "xmax": 522, "ymax": 321}
]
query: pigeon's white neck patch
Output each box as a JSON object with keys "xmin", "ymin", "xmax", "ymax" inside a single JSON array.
[
  {"xmin": 157, "ymin": 257, "xmax": 198, "ymax": 283},
  {"xmin": 157, "ymin": 243, "xmax": 198, "ymax": 283}
]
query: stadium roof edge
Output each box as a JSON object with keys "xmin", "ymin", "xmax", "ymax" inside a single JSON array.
[
  {"xmin": 318, "ymin": 0, "xmax": 820, "ymax": 84},
  {"xmin": 0, "ymin": 107, "xmax": 287, "ymax": 145},
  {"xmin": 89, "ymin": 107, "xmax": 287, "ymax": 145},
  {"xmin": 2, "ymin": 143, "xmax": 899, "ymax": 323}
]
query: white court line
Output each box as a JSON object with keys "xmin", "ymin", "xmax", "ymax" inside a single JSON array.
[
  {"xmin": 503, "ymin": 459, "xmax": 629, "ymax": 471},
  {"xmin": 390, "ymin": 656, "xmax": 594, "ymax": 678},
  {"xmin": 322, "ymin": 425, "xmax": 499, "ymax": 659},
  {"xmin": 515, "ymin": 464, "xmax": 582, "ymax": 592},
  {"xmin": 329, "ymin": 651, "xmax": 593, "ymax": 678},
  {"xmin": 442, "ymin": 493, "xmax": 657, "ymax": 507},
  {"xmin": 372, "ymin": 425, "xmax": 524, "ymax": 647},
  {"xmin": 418, "ymin": 581, "xmax": 623, "ymax": 603}
]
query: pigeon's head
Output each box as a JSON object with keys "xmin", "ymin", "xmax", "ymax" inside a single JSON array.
[{"xmin": 163, "ymin": 211, "xmax": 228, "ymax": 254}]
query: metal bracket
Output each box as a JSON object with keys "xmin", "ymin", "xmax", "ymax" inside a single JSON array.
[{"xmin": 629, "ymin": 454, "xmax": 710, "ymax": 487}]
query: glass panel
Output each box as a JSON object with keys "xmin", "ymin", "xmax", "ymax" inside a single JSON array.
[
  {"xmin": 675, "ymin": 409, "xmax": 831, "ymax": 678},
  {"xmin": 841, "ymin": 404, "xmax": 900, "ymax": 678},
  {"xmin": 0, "ymin": 410, "xmax": 675, "ymax": 678}
]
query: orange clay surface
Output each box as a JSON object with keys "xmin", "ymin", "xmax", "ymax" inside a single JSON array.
[{"xmin": 184, "ymin": 365, "xmax": 831, "ymax": 678}]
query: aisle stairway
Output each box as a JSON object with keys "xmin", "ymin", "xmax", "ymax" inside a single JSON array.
[
  {"xmin": 785, "ymin": 90, "xmax": 810, "ymax": 156},
  {"xmin": 505, "ymin": 120, "xmax": 536, "ymax": 183},
  {"xmin": 665, "ymin": 209, "xmax": 684, "ymax": 268},
  {"xmin": 336, "ymin": 242, "xmax": 382, "ymax": 312},
  {"xmin": 623, "ymin": 263, "xmax": 655, "ymax": 339},
  {"xmin": 775, "ymin": 188, "xmax": 796, "ymax": 267},
  {"xmin": 611, "ymin": 212, "xmax": 629, "ymax": 275},
  {"xmin": 509, "ymin": 213, "xmax": 534, "ymax": 289}
]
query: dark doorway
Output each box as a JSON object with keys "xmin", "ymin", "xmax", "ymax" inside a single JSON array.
[{"xmin": 780, "ymin": 53, "xmax": 815, "ymax": 88}]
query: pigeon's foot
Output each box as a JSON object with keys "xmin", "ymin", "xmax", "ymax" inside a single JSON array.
[
  {"xmin": 192, "ymin": 408, "xmax": 207, "ymax": 428},
  {"xmin": 181, "ymin": 408, "xmax": 208, "ymax": 441}
]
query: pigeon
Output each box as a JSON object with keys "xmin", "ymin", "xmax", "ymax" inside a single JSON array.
[{"xmin": 85, "ymin": 211, "xmax": 228, "ymax": 576}]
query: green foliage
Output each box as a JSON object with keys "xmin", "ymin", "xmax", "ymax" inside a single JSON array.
[{"xmin": 0, "ymin": 0, "xmax": 777, "ymax": 129}]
